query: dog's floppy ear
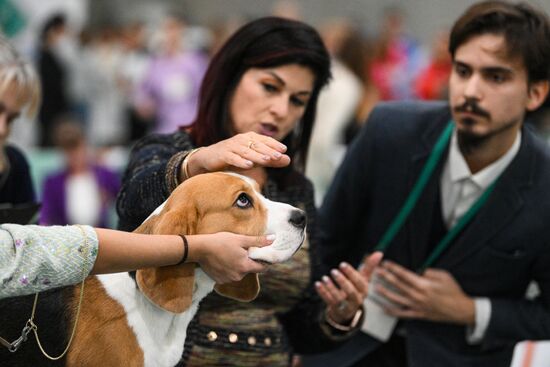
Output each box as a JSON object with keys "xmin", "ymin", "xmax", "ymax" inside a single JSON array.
[
  {"xmin": 135, "ymin": 205, "xmax": 197, "ymax": 313},
  {"xmin": 213, "ymin": 273, "xmax": 260, "ymax": 302}
]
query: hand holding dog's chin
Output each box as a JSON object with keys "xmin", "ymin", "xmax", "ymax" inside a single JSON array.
[{"xmin": 188, "ymin": 232, "xmax": 271, "ymax": 284}]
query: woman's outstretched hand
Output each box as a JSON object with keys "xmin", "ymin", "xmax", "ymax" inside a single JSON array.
[
  {"xmin": 316, "ymin": 252, "xmax": 384, "ymax": 324},
  {"xmin": 185, "ymin": 132, "xmax": 291, "ymax": 177}
]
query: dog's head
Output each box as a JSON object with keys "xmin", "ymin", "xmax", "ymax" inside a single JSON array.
[{"xmin": 134, "ymin": 172, "xmax": 306, "ymax": 313}]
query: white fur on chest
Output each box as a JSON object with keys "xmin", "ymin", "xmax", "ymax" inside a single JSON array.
[{"xmin": 97, "ymin": 269, "xmax": 214, "ymax": 367}]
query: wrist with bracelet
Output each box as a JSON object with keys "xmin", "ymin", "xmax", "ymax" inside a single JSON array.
[
  {"xmin": 176, "ymin": 234, "xmax": 189, "ymax": 265},
  {"xmin": 324, "ymin": 306, "xmax": 364, "ymax": 332},
  {"xmin": 165, "ymin": 147, "xmax": 203, "ymax": 192},
  {"xmin": 181, "ymin": 148, "xmax": 202, "ymax": 181}
]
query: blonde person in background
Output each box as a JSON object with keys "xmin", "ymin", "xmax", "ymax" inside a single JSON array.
[{"xmin": 0, "ymin": 35, "xmax": 39, "ymax": 206}]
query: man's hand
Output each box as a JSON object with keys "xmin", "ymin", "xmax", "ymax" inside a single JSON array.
[{"xmin": 375, "ymin": 261, "xmax": 475, "ymax": 325}]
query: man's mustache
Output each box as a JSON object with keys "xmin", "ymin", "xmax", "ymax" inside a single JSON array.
[{"xmin": 454, "ymin": 100, "xmax": 491, "ymax": 119}]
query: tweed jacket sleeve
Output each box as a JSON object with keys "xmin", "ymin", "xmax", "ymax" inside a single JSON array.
[{"xmin": 0, "ymin": 224, "xmax": 97, "ymax": 299}]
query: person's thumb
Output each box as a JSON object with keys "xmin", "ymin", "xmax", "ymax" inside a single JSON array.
[
  {"xmin": 360, "ymin": 251, "xmax": 383, "ymax": 278},
  {"xmin": 239, "ymin": 234, "xmax": 275, "ymax": 249}
]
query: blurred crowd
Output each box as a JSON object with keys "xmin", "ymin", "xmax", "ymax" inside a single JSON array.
[{"xmin": 2, "ymin": 0, "xmax": 550, "ymax": 225}]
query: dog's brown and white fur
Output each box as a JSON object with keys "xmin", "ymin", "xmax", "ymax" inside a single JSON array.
[{"xmin": 0, "ymin": 172, "xmax": 306, "ymax": 367}]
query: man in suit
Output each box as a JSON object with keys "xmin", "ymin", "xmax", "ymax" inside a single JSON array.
[{"xmin": 304, "ymin": 1, "xmax": 550, "ymax": 366}]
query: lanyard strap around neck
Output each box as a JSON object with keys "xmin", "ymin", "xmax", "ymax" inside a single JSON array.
[
  {"xmin": 374, "ymin": 121, "xmax": 454, "ymax": 252},
  {"xmin": 374, "ymin": 121, "xmax": 498, "ymax": 271}
]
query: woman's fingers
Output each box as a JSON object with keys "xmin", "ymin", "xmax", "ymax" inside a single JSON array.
[
  {"xmin": 236, "ymin": 133, "xmax": 290, "ymax": 167},
  {"xmin": 316, "ymin": 275, "xmax": 344, "ymax": 304},
  {"xmin": 315, "ymin": 281, "xmax": 337, "ymax": 304},
  {"xmin": 186, "ymin": 132, "xmax": 291, "ymax": 175},
  {"xmin": 238, "ymin": 143, "xmax": 290, "ymax": 167},
  {"xmin": 316, "ymin": 268, "xmax": 366, "ymax": 322},
  {"xmin": 330, "ymin": 269, "xmax": 362, "ymax": 306},
  {"xmin": 339, "ymin": 262, "xmax": 368, "ymax": 295},
  {"xmin": 212, "ymin": 137, "xmax": 290, "ymax": 170},
  {"xmin": 242, "ymin": 132, "xmax": 287, "ymax": 154},
  {"xmin": 225, "ymin": 151, "xmax": 255, "ymax": 169},
  {"xmin": 247, "ymin": 139, "xmax": 286, "ymax": 160},
  {"xmin": 316, "ymin": 266, "xmax": 366, "ymax": 309}
]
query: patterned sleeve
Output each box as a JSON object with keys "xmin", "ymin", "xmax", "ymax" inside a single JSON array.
[
  {"xmin": 0, "ymin": 224, "xmax": 98, "ymax": 299},
  {"xmin": 116, "ymin": 132, "xmax": 195, "ymax": 231}
]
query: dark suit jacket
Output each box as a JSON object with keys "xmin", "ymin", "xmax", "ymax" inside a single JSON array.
[
  {"xmin": 306, "ymin": 101, "xmax": 550, "ymax": 367},
  {"xmin": 0, "ymin": 145, "xmax": 36, "ymax": 205}
]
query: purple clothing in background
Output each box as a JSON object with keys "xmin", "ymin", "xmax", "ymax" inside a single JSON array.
[
  {"xmin": 39, "ymin": 166, "xmax": 120, "ymax": 228},
  {"xmin": 135, "ymin": 51, "xmax": 208, "ymax": 134}
]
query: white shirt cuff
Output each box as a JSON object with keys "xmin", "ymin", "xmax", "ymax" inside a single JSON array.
[{"xmin": 466, "ymin": 298, "xmax": 491, "ymax": 344}]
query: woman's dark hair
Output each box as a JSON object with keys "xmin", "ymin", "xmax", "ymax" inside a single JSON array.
[
  {"xmin": 189, "ymin": 16, "xmax": 331, "ymax": 178},
  {"xmin": 449, "ymin": 1, "xmax": 550, "ymax": 83}
]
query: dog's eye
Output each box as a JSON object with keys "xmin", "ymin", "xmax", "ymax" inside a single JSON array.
[{"xmin": 235, "ymin": 193, "xmax": 253, "ymax": 209}]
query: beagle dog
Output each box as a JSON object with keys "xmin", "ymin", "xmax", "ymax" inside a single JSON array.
[{"xmin": 0, "ymin": 172, "xmax": 306, "ymax": 367}]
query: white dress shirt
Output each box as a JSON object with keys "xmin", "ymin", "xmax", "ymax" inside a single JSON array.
[{"xmin": 439, "ymin": 129, "xmax": 521, "ymax": 344}]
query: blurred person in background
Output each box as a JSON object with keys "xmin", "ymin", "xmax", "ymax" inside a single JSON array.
[
  {"xmin": 135, "ymin": 12, "xmax": 208, "ymax": 134},
  {"xmin": 118, "ymin": 21, "xmax": 153, "ymax": 142},
  {"xmin": 40, "ymin": 119, "xmax": 120, "ymax": 227},
  {"xmin": 341, "ymin": 30, "xmax": 380, "ymax": 145},
  {"xmin": 36, "ymin": 12, "xmax": 70, "ymax": 147},
  {"xmin": 527, "ymin": 89, "xmax": 550, "ymax": 142},
  {"xmin": 415, "ymin": 30, "xmax": 452, "ymax": 100},
  {"xmin": 0, "ymin": 35, "xmax": 39, "ymax": 208},
  {"xmin": 370, "ymin": 6, "xmax": 426, "ymax": 101},
  {"xmin": 77, "ymin": 24, "xmax": 128, "ymax": 146},
  {"xmin": 117, "ymin": 16, "xmax": 381, "ymax": 367},
  {"xmin": 206, "ymin": 17, "xmax": 245, "ymax": 57},
  {"xmin": 306, "ymin": 19, "xmax": 363, "ymax": 206},
  {"xmin": 270, "ymin": 0, "xmax": 302, "ymax": 21}
]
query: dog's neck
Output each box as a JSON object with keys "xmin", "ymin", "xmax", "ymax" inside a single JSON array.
[{"xmin": 96, "ymin": 269, "xmax": 215, "ymax": 367}]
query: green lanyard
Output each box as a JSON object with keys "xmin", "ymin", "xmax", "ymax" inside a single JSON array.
[{"xmin": 374, "ymin": 121, "xmax": 497, "ymax": 272}]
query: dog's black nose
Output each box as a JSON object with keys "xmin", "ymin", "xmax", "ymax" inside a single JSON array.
[{"xmin": 289, "ymin": 209, "xmax": 306, "ymax": 229}]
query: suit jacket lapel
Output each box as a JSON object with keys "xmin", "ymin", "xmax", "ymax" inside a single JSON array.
[
  {"xmin": 406, "ymin": 113, "xmax": 451, "ymax": 269},
  {"xmin": 437, "ymin": 127, "xmax": 535, "ymax": 270}
]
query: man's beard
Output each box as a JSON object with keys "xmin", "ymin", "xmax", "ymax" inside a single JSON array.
[
  {"xmin": 453, "ymin": 99, "xmax": 492, "ymax": 153},
  {"xmin": 456, "ymin": 117, "xmax": 519, "ymax": 155}
]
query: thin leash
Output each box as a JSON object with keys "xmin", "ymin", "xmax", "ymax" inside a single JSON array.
[{"xmin": 0, "ymin": 225, "xmax": 89, "ymax": 360}]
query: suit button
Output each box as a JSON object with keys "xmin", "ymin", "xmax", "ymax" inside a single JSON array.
[
  {"xmin": 229, "ymin": 333, "xmax": 238, "ymax": 343},
  {"xmin": 247, "ymin": 336, "xmax": 256, "ymax": 345},
  {"xmin": 207, "ymin": 331, "xmax": 217, "ymax": 341},
  {"xmin": 264, "ymin": 337, "xmax": 272, "ymax": 346}
]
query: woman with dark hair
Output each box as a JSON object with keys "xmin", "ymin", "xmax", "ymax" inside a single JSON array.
[{"xmin": 117, "ymin": 17, "xmax": 381, "ymax": 367}]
